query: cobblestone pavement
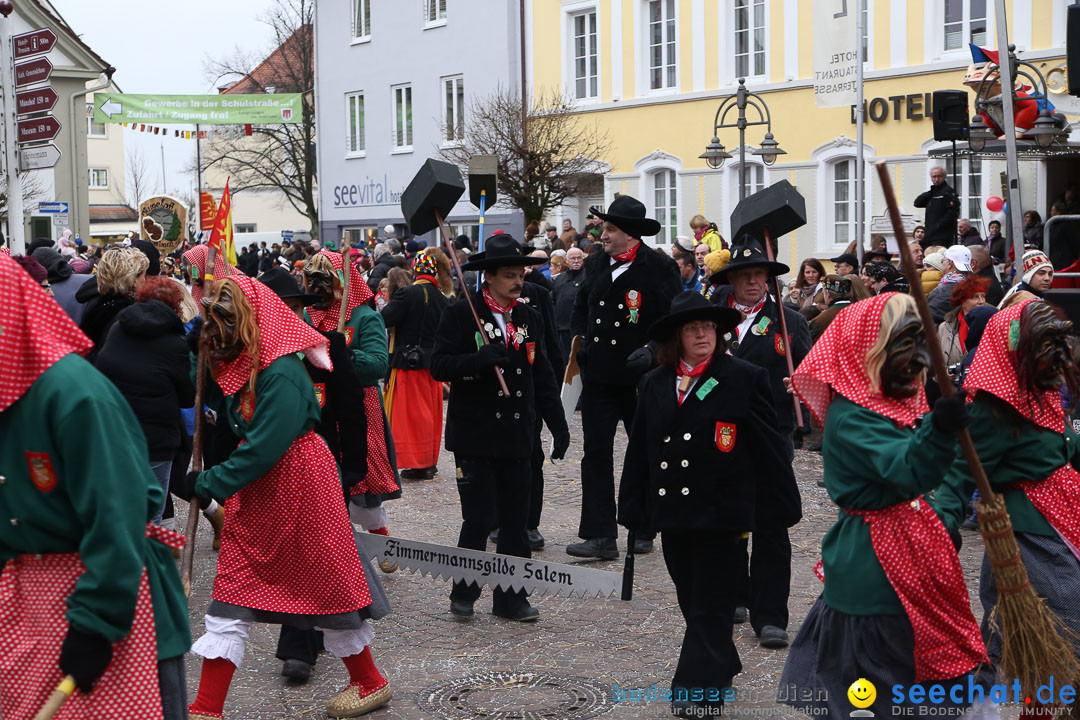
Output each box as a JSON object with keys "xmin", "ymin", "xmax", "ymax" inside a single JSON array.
[{"xmin": 180, "ymin": 410, "xmax": 987, "ymax": 720}]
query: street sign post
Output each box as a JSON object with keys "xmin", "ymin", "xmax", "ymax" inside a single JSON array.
[
  {"xmin": 93, "ymin": 92, "xmax": 303, "ymax": 125},
  {"xmin": 12, "ymin": 28, "xmax": 56, "ymax": 58},
  {"xmin": 13, "ymin": 56, "xmax": 51, "ymax": 87},
  {"xmin": 19, "ymin": 143, "xmax": 61, "ymax": 171},
  {"xmin": 16, "ymin": 86, "xmax": 57, "ymax": 115},
  {"xmin": 37, "ymin": 202, "xmax": 70, "ymax": 214},
  {"xmin": 17, "ymin": 115, "xmax": 61, "ymax": 143}
]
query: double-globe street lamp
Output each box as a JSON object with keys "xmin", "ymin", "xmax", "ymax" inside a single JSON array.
[{"xmin": 699, "ymin": 78, "xmax": 786, "ymax": 204}]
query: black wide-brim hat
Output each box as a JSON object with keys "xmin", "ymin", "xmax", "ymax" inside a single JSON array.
[
  {"xmin": 589, "ymin": 195, "xmax": 661, "ymax": 239},
  {"xmin": 709, "ymin": 235, "xmax": 790, "ymax": 285},
  {"xmin": 648, "ymin": 290, "xmax": 742, "ymax": 341},
  {"xmin": 461, "ymin": 233, "xmax": 546, "ymax": 272},
  {"xmin": 259, "ymin": 266, "xmax": 321, "ymax": 305}
]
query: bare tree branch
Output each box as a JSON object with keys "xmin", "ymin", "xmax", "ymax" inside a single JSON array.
[
  {"xmin": 439, "ymin": 86, "xmax": 611, "ymax": 226},
  {"xmin": 124, "ymin": 145, "xmax": 152, "ymax": 208},
  {"xmin": 0, "ymin": 171, "xmax": 49, "ymax": 226}
]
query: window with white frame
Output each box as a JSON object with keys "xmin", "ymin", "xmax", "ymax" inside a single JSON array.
[
  {"xmin": 88, "ymin": 168, "xmax": 108, "ymax": 189},
  {"xmin": 442, "ymin": 75, "xmax": 464, "ymax": 144},
  {"xmin": 944, "ymin": 0, "xmax": 987, "ymax": 52},
  {"xmin": 235, "ymin": 224, "xmax": 257, "ymax": 233},
  {"xmin": 87, "ymin": 103, "xmax": 106, "ymax": 138},
  {"xmin": 734, "ymin": 0, "xmax": 765, "ymax": 78},
  {"xmin": 346, "ymin": 92, "xmax": 365, "ymax": 155},
  {"xmin": 392, "ymin": 84, "xmax": 413, "ymax": 151},
  {"xmin": 353, "ymin": 0, "xmax": 371, "ymax": 40},
  {"xmin": 831, "ymin": 159, "xmax": 855, "ymax": 247},
  {"xmin": 943, "ymin": 156, "xmax": 985, "ymax": 223},
  {"xmin": 652, "ymin": 169, "xmax": 678, "ymax": 244},
  {"xmin": 728, "ymin": 162, "xmax": 765, "ymax": 219},
  {"xmin": 572, "ymin": 11, "xmax": 599, "ymax": 99},
  {"xmin": 424, "ymin": 0, "xmax": 447, "ymax": 26},
  {"xmin": 648, "ymin": 0, "xmax": 677, "ymax": 90}
]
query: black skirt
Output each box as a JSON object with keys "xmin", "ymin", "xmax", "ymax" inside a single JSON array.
[{"xmin": 779, "ymin": 595, "xmax": 979, "ymax": 719}]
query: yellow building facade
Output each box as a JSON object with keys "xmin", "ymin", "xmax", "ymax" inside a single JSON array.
[{"xmin": 527, "ymin": 0, "xmax": 1074, "ymax": 268}]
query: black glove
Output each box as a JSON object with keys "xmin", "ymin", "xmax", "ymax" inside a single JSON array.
[
  {"xmin": 59, "ymin": 627, "xmax": 113, "ymax": 694},
  {"xmin": 182, "ymin": 470, "xmax": 210, "ymax": 504},
  {"xmin": 625, "ymin": 346, "xmax": 653, "ymax": 377},
  {"xmin": 185, "ymin": 316, "xmax": 204, "ymax": 356},
  {"xmin": 551, "ymin": 430, "xmax": 571, "ymax": 460},
  {"xmin": 931, "ymin": 394, "xmax": 971, "ymax": 434},
  {"xmin": 474, "ymin": 342, "xmax": 512, "ymax": 370}
]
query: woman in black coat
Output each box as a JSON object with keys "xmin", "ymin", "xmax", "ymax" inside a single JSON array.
[
  {"xmin": 617, "ymin": 291, "xmax": 799, "ymax": 719},
  {"xmin": 95, "ymin": 276, "xmax": 194, "ymax": 524}
]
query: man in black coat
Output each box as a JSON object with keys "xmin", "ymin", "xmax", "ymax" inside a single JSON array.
[
  {"xmin": 366, "ymin": 240, "xmax": 403, "ymax": 291},
  {"xmin": 431, "ymin": 234, "xmax": 570, "ymax": 622},
  {"xmin": 568, "ymin": 196, "xmax": 683, "ymax": 560},
  {"xmin": 913, "ymin": 167, "xmax": 960, "ymax": 248},
  {"xmin": 552, "ymin": 247, "xmax": 585, "ymax": 363},
  {"xmin": 968, "ymin": 245, "xmax": 1004, "ymax": 307},
  {"xmin": 709, "ymin": 237, "xmax": 810, "ymax": 649}
]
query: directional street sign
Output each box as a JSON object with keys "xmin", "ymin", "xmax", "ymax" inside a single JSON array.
[
  {"xmin": 13, "ymin": 28, "xmax": 57, "ymax": 59},
  {"xmin": 16, "ymin": 86, "xmax": 58, "ymax": 116},
  {"xmin": 93, "ymin": 92, "xmax": 303, "ymax": 125},
  {"xmin": 14, "ymin": 57, "xmax": 52, "ymax": 88},
  {"xmin": 19, "ymin": 143, "xmax": 61, "ymax": 171},
  {"xmin": 17, "ymin": 115, "xmax": 61, "ymax": 144},
  {"xmin": 37, "ymin": 202, "xmax": 69, "ymax": 214}
]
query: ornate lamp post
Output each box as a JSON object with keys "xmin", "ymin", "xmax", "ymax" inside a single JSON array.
[{"xmin": 699, "ymin": 78, "xmax": 786, "ymax": 204}]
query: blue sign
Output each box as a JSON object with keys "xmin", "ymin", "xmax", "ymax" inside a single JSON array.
[
  {"xmin": 281, "ymin": 230, "xmax": 294, "ymax": 240},
  {"xmin": 38, "ymin": 201, "xmax": 69, "ymax": 214}
]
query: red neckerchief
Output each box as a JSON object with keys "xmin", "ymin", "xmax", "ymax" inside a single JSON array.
[
  {"xmin": 964, "ymin": 297, "xmax": 1065, "ymax": 432},
  {"xmin": 727, "ymin": 294, "xmax": 767, "ymax": 339},
  {"xmin": 613, "ymin": 240, "xmax": 641, "ymax": 263},
  {"xmin": 0, "ymin": 253, "xmax": 94, "ymax": 410},
  {"xmin": 414, "ymin": 274, "xmax": 437, "ymax": 286},
  {"xmin": 676, "ymin": 354, "xmax": 712, "ymax": 405},
  {"xmin": 306, "ymin": 250, "xmax": 374, "ymax": 332},
  {"xmin": 792, "ymin": 293, "xmax": 928, "ymax": 428},
  {"xmin": 483, "ymin": 289, "xmax": 518, "ymax": 348},
  {"xmin": 957, "ymin": 312, "xmax": 969, "ymax": 353}
]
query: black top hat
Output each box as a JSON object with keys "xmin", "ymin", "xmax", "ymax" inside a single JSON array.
[
  {"xmin": 460, "ymin": 233, "xmax": 546, "ymax": 272},
  {"xmin": 648, "ymin": 290, "xmax": 742, "ymax": 341},
  {"xmin": 259, "ymin": 266, "xmax": 321, "ymax": 305},
  {"xmin": 863, "ymin": 248, "xmax": 891, "ymax": 263},
  {"xmin": 709, "ymin": 236, "xmax": 790, "ymax": 286},
  {"xmin": 829, "ymin": 252, "xmax": 859, "ymax": 269},
  {"xmin": 589, "ymin": 195, "xmax": 661, "ymax": 239}
]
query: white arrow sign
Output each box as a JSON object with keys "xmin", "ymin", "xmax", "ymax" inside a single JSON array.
[
  {"xmin": 100, "ymin": 98, "xmax": 123, "ymax": 118},
  {"xmin": 19, "ymin": 143, "xmax": 61, "ymax": 171}
]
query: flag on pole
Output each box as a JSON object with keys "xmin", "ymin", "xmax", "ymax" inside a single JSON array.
[{"xmin": 208, "ymin": 180, "xmax": 237, "ymax": 267}]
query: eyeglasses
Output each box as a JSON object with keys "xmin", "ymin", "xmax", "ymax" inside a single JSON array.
[{"xmin": 681, "ymin": 321, "xmax": 717, "ymax": 335}]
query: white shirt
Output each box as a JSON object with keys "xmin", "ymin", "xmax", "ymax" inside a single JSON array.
[{"xmin": 609, "ymin": 255, "xmax": 632, "ymax": 280}]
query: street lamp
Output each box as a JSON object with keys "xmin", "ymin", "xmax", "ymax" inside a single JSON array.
[
  {"xmin": 966, "ymin": 114, "xmax": 996, "ymax": 153},
  {"xmin": 701, "ymin": 78, "xmax": 785, "ymax": 202}
]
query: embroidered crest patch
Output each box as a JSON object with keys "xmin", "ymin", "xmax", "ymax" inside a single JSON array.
[
  {"xmin": 526, "ymin": 342, "xmax": 536, "ymax": 365},
  {"xmin": 25, "ymin": 451, "xmax": 58, "ymax": 492},
  {"xmin": 313, "ymin": 383, "xmax": 327, "ymax": 408},
  {"xmin": 343, "ymin": 327, "xmax": 354, "ymax": 345},
  {"xmin": 715, "ymin": 422, "xmax": 736, "ymax": 453},
  {"xmin": 775, "ymin": 334, "xmax": 787, "ymax": 356},
  {"xmin": 240, "ymin": 391, "xmax": 256, "ymax": 422},
  {"xmin": 626, "ymin": 290, "xmax": 641, "ymax": 324}
]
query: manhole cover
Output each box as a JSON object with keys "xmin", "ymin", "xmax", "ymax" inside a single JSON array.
[{"xmin": 418, "ymin": 671, "xmax": 614, "ymax": 720}]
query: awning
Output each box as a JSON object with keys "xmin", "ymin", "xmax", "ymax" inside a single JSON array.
[{"xmin": 928, "ymin": 139, "xmax": 1080, "ymax": 160}]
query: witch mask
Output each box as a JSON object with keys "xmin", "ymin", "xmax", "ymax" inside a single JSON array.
[
  {"xmin": 1019, "ymin": 301, "xmax": 1077, "ymax": 394},
  {"xmin": 303, "ymin": 254, "xmax": 341, "ymax": 310},
  {"xmin": 201, "ymin": 282, "xmax": 247, "ymax": 362},
  {"xmin": 880, "ymin": 311, "xmax": 931, "ymax": 399}
]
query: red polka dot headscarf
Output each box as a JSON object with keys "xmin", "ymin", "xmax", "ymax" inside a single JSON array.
[
  {"xmin": 183, "ymin": 244, "xmax": 243, "ymax": 303},
  {"xmin": 963, "ymin": 297, "xmax": 1064, "ymax": 433},
  {"xmin": 792, "ymin": 292, "xmax": 929, "ymax": 428},
  {"xmin": 0, "ymin": 252, "xmax": 93, "ymax": 410},
  {"xmin": 306, "ymin": 250, "xmax": 373, "ymax": 332},
  {"xmin": 210, "ymin": 274, "xmax": 332, "ymax": 396}
]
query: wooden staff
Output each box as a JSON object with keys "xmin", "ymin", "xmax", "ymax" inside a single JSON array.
[
  {"xmin": 32, "ymin": 675, "xmax": 75, "ymax": 720},
  {"xmin": 433, "ymin": 208, "xmax": 511, "ymax": 396},
  {"xmin": 763, "ymin": 229, "xmax": 803, "ymax": 429},
  {"xmin": 875, "ymin": 160, "xmax": 1078, "ymax": 700},
  {"xmin": 181, "ymin": 245, "xmax": 216, "ymax": 597},
  {"xmin": 338, "ymin": 236, "xmax": 352, "ymax": 334}
]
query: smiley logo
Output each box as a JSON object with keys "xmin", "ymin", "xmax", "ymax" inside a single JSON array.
[{"xmin": 847, "ymin": 678, "xmax": 876, "ymax": 710}]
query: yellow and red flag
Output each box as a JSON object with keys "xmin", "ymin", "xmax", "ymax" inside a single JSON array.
[{"xmin": 207, "ymin": 180, "xmax": 237, "ymax": 268}]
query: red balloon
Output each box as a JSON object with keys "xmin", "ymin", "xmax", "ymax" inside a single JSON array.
[{"xmin": 986, "ymin": 196, "xmax": 1004, "ymax": 213}]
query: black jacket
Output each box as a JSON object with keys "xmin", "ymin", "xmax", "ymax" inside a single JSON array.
[
  {"xmin": 977, "ymin": 265, "xmax": 1005, "ymax": 307},
  {"xmin": 959, "ymin": 227, "xmax": 983, "ymax": 247},
  {"xmin": 617, "ymin": 353, "xmax": 801, "ymax": 533},
  {"xmin": 96, "ymin": 300, "xmax": 195, "ymax": 460},
  {"xmin": 520, "ymin": 281, "xmax": 564, "ymax": 380},
  {"xmin": 913, "ymin": 182, "xmax": 960, "ymax": 247},
  {"xmin": 524, "ymin": 269, "xmax": 553, "ymax": 292},
  {"xmin": 380, "ymin": 281, "xmax": 451, "ymax": 369},
  {"xmin": 552, "ymin": 266, "xmax": 585, "ymax": 333},
  {"xmin": 986, "ymin": 233, "xmax": 1008, "ymax": 263},
  {"xmin": 711, "ymin": 287, "xmax": 812, "ymax": 434},
  {"xmin": 366, "ymin": 253, "xmax": 402, "ymax": 291},
  {"xmin": 431, "ymin": 290, "xmax": 568, "ymax": 459},
  {"xmin": 570, "ymin": 244, "xmax": 682, "ymax": 386},
  {"xmin": 79, "ymin": 279, "xmax": 134, "ymax": 363}
]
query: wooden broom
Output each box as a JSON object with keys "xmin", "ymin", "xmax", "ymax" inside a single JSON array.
[{"xmin": 875, "ymin": 161, "xmax": 1079, "ymax": 700}]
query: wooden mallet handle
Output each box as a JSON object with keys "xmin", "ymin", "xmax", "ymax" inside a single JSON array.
[
  {"xmin": 763, "ymin": 228, "xmax": 804, "ymax": 429},
  {"xmin": 32, "ymin": 675, "xmax": 75, "ymax": 720}
]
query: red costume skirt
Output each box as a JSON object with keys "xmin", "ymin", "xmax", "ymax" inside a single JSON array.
[
  {"xmin": 212, "ymin": 430, "xmax": 372, "ymax": 614},
  {"xmin": 384, "ymin": 368, "xmax": 443, "ymax": 469},
  {"xmin": 0, "ymin": 553, "xmax": 161, "ymax": 719},
  {"xmin": 350, "ymin": 386, "xmax": 400, "ymax": 498},
  {"xmin": 1014, "ymin": 463, "xmax": 1080, "ymax": 561},
  {"xmin": 846, "ymin": 496, "xmax": 987, "ymax": 682}
]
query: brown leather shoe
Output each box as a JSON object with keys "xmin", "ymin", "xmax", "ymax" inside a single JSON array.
[{"xmin": 326, "ymin": 680, "xmax": 392, "ymax": 717}]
